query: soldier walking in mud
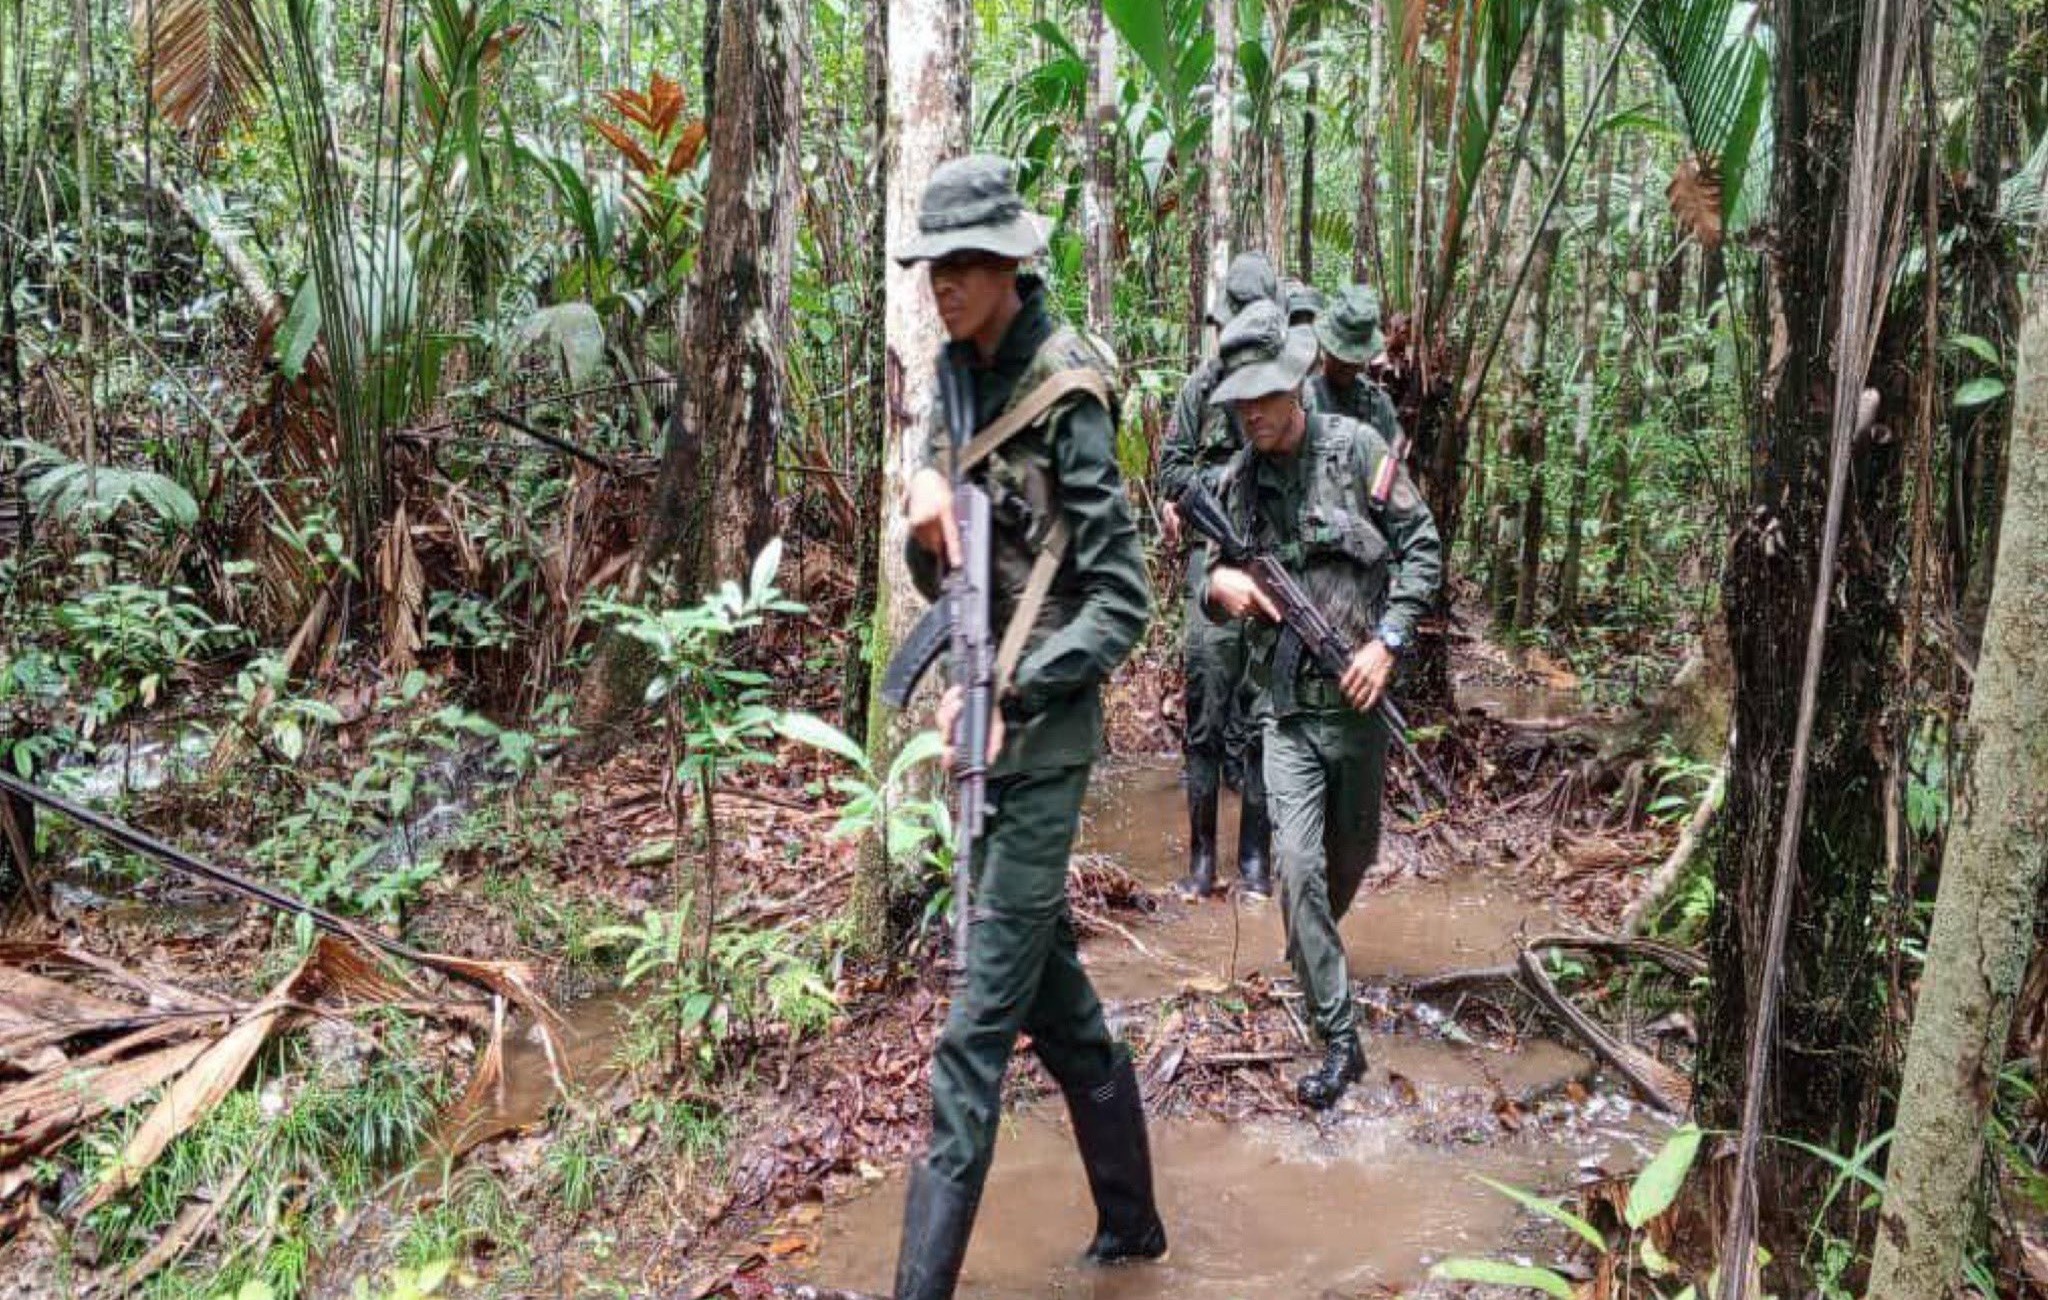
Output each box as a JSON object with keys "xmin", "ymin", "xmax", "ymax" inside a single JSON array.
[
  {"xmin": 1156, "ymin": 251, "xmax": 1280, "ymax": 901},
  {"xmin": 891, "ymin": 155, "xmax": 1167, "ymax": 1299},
  {"xmin": 1198, "ymin": 302, "xmax": 1443, "ymax": 1110}
]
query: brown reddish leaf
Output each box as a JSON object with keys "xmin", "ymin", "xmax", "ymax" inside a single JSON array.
[
  {"xmin": 766, "ymin": 1234, "xmax": 810, "ymax": 1258},
  {"xmin": 589, "ymin": 118, "xmax": 659, "ymax": 176},
  {"xmin": 667, "ymin": 120, "xmax": 709, "ymax": 177},
  {"xmin": 647, "ymin": 72, "xmax": 685, "ymax": 135},
  {"xmin": 1667, "ymin": 156, "xmax": 1724, "ymax": 250},
  {"xmin": 1494, "ymin": 1095, "xmax": 1527, "ymax": 1132},
  {"xmin": 1388, "ymin": 1071, "xmax": 1420, "ymax": 1107}
]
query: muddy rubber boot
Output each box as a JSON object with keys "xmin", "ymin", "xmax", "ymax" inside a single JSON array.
[
  {"xmin": 1235, "ymin": 793, "xmax": 1272, "ymax": 899},
  {"xmin": 1175, "ymin": 778, "xmax": 1220, "ymax": 900},
  {"xmin": 1064, "ymin": 1056, "xmax": 1169, "ymax": 1266},
  {"xmin": 892, "ymin": 1161, "xmax": 981, "ymax": 1300},
  {"xmin": 1294, "ymin": 1033, "xmax": 1367, "ymax": 1111}
]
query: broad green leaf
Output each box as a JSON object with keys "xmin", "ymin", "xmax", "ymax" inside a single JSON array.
[
  {"xmin": 749, "ymin": 537, "xmax": 785, "ymax": 604},
  {"xmin": 1626, "ymin": 1123, "xmax": 1704, "ymax": 1228},
  {"xmin": 1955, "ymin": 377, "xmax": 2007, "ymax": 408},
  {"xmin": 1947, "ymin": 333, "xmax": 2001, "ymax": 366},
  {"xmin": 1104, "ymin": 0, "xmax": 1174, "ymax": 100},
  {"xmin": 514, "ymin": 302, "xmax": 607, "ymax": 384},
  {"xmin": 777, "ymin": 712, "xmax": 869, "ymax": 770},
  {"xmin": 888, "ymin": 729, "xmax": 947, "ymax": 785},
  {"xmin": 1474, "ymin": 1175, "xmax": 1605, "ymax": 1252},
  {"xmin": 1430, "ymin": 1259, "xmax": 1575, "ymax": 1299},
  {"xmin": 277, "ymin": 276, "xmax": 322, "ymax": 380}
]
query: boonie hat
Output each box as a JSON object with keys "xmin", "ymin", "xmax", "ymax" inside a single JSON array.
[
  {"xmin": 1208, "ymin": 301, "xmax": 1319, "ymax": 405},
  {"xmin": 1205, "ymin": 251, "xmax": 1280, "ymax": 326},
  {"xmin": 1282, "ymin": 279, "xmax": 1325, "ymax": 324},
  {"xmin": 1316, "ymin": 284, "xmax": 1386, "ymax": 365},
  {"xmin": 893, "ymin": 154, "xmax": 1049, "ymax": 266}
]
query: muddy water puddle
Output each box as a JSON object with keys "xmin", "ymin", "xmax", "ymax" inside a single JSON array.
[
  {"xmin": 802, "ymin": 1111, "xmax": 1629, "ymax": 1298},
  {"xmin": 1077, "ymin": 761, "xmax": 1565, "ymax": 1003}
]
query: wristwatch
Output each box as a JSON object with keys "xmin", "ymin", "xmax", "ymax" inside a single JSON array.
[{"xmin": 1376, "ymin": 623, "xmax": 1408, "ymax": 656}]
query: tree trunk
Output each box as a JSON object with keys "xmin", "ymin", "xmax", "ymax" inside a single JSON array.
[
  {"xmin": 1700, "ymin": 0, "xmax": 1905, "ymax": 1263},
  {"xmin": 1083, "ymin": 0, "xmax": 1117, "ymax": 339},
  {"xmin": 1206, "ymin": 0, "xmax": 1235, "ymax": 312},
  {"xmin": 1557, "ymin": 66, "xmax": 1615, "ymax": 627},
  {"xmin": 1352, "ymin": 0, "xmax": 1385, "ymax": 285},
  {"xmin": 575, "ymin": 0, "xmax": 803, "ymax": 741},
  {"xmin": 1951, "ymin": 0, "xmax": 2021, "ymax": 651},
  {"xmin": 1865, "ymin": 231, "xmax": 2048, "ymax": 1300},
  {"xmin": 1506, "ymin": 0, "xmax": 1565, "ymax": 636},
  {"xmin": 1298, "ymin": 55, "xmax": 1317, "ymax": 279},
  {"xmin": 847, "ymin": 0, "xmax": 972, "ymax": 954},
  {"xmin": 839, "ymin": 0, "xmax": 889, "ymax": 746}
]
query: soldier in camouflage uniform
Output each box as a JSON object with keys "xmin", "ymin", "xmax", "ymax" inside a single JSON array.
[
  {"xmin": 1156, "ymin": 252, "xmax": 1280, "ymax": 900},
  {"xmin": 1305, "ymin": 284, "xmax": 1402, "ymax": 445},
  {"xmin": 1197, "ymin": 302, "xmax": 1443, "ymax": 1110},
  {"xmin": 893, "ymin": 155, "xmax": 1166, "ymax": 1299}
]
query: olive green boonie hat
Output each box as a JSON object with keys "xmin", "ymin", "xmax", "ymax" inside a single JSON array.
[
  {"xmin": 1205, "ymin": 251, "xmax": 1280, "ymax": 326},
  {"xmin": 1316, "ymin": 284, "xmax": 1386, "ymax": 365},
  {"xmin": 1208, "ymin": 301, "xmax": 1319, "ymax": 405},
  {"xmin": 1282, "ymin": 279, "xmax": 1325, "ymax": 324},
  {"xmin": 893, "ymin": 154, "xmax": 1049, "ymax": 266}
]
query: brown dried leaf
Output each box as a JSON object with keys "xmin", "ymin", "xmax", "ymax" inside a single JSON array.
[
  {"xmin": 376, "ymin": 505, "xmax": 425, "ymax": 672},
  {"xmin": 589, "ymin": 118, "xmax": 658, "ymax": 177},
  {"xmin": 1667, "ymin": 157, "xmax": 1724, "ymax": 251},
  {"xmin": 668, "ymin": 120, "xmax": 708, "ymax": 176}
]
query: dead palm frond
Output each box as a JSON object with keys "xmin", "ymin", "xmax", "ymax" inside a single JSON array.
[{"xmin": 130, "ymin": 0, "xmax": 268, "ymax": 157}]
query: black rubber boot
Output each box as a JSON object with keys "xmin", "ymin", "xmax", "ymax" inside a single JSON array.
[
  {"xmin": 892, "ymin": 1161, "xmax": 981, "ymax": 1300},
  {"xmin": 1064, "ymin": 1056, "xmax": 1169, "ymax": 1266},
  {"xmin": 1175, "ymin": 777, "xmax": 1219, "ymax": 900},
  {"xmin": 1235, "ymin": 793, "xmax": 1272, "ymax": 899},
  {"xmin": 1295, "ymin": 1033, "xmax": 1367, "ymax": 1111}
]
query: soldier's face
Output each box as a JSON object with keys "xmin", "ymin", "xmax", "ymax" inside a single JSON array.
[
  {"xmin": 1323, "ymin": 352, "xmax": 1362, "ymax": 389},
  {"xmin": 1236, "ymin": 390, "xmax": 1306, "ymax": 455},
  {"xmin": 928, "ymin": 254, "xmax": 1019, "ymax": 342}
]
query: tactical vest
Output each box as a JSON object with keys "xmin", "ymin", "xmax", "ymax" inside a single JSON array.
[
  {"xmin": 1221, "ymin": 414, "xmax": 1394, "ymax": 682},
  {"xmin": 1188, "ymin": 359, "xmax": 1245, "ymax": 471},
  {"xmin": 927, "ymin": 325, "xmax": 1121, "ymax": 682}
]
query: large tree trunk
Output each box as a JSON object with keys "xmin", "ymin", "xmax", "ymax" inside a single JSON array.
[
  {"xmin": 575, "ymin": 0, "xmax": 803, "ymax": 741},
  {"xmin": 1083, "ymin": 0, "xmax": 1117, "ymax": 339},
  {"xmin": 1700, "ymin": 0, "xmax": 1905, "ymax": 1263},
  {"xmin": 847, "ymin": 0, "xmax": 972, "ymax": 954},
  {"xmin": 1865, "ymin": 230, "xmax": 2048, "ymax": 1300}
]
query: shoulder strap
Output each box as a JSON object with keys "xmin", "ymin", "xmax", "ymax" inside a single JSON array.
[{"xmin": 959, "ymin": 368, "xmax": 1114, "ymax": 471}]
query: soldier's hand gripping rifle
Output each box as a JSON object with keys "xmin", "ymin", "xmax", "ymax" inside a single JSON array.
[
  {"xmin": 879, "ymin": 345, "xmax": 993, "ymax": 974},
  {"xmin": 1176, "ymin": 477, "xmax": 1454, "ymax": 807}
]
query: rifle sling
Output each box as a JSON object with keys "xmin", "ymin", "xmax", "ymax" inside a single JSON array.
[{"xmin": 955, "ymin": 367, "xmax": 1106, "ymax": 694}]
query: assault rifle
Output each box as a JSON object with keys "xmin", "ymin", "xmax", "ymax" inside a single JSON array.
[
  {"xmin": 879, "ymin": 344, "xmax": 992, "ymax": 974},
  {"xmin": 1176, "ymin": 476, "xmax": 1454, "ymax": 807}
]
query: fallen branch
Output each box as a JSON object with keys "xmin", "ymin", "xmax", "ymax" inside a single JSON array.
[
  {"xmin": 1513, "ymin": 945, "xmax": 1690, "ymax": 1115},
  {"xmin": 1620, "ymin": 763, "xmax": 1726, "ymax": 936},
  {"xmin": 0, "ymin": 771, "xmax": 558, "ymax": 1030}
]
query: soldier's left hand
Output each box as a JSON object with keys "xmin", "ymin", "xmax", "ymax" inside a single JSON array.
[
  {"xmin": 936, "ymin": 684, "xmax": 1006, "ymax": 769},
  {"xmin": 1341, "ymin": 640, "xmax": 1396, "ymax": 714}
]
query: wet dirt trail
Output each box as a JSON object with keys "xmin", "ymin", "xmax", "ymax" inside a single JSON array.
[{"xmin": 794, "ymin": 758, "xmax": 1669, "ymax": 1298}]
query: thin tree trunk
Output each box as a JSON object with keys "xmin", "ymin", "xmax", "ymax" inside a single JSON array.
[
  {"xmin": 1298, "ymin": 19, "xmax": 1318, "ymax": 280},
  {"xmin": 1506, "ymin": 0, "xmax": 1565, "ymax": 635},
  {"xmin": 1557, "ymin": 64, "xmax": 1615, "ymax": 626},
  {"xmin": 1865, "ymin": 225, "xmax": 2048, "ymax": 1300},
  {"xmin": 71, "ymin": 0, "xmax": 95, "ymax": 492},
  {"xmin": 1206, "ymin": 0, "xmax": 1235, "ymax": 316},
  {"xmin": 839, "ymin": 0, "xmax": 889, "ymax": 746},
  {"xmin": 1083, "ymin": 0, "xmax": 1117, "ymax": 338},
  {"xmin": 848, "ymin": 0, "xmax": 972, "ymax": 954},
  {"xmin": 1353, "ymin": 0, "xmax": 1386, "ymax": 287}
]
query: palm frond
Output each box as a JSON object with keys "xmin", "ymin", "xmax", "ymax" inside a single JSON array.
[
  {"xmin": 1618, "ymin": 0, "xmax": 1774, "ymax": 230},
  {"xmin": 130, "ymin": 0, "xmax": 268, "ymax": 157}
]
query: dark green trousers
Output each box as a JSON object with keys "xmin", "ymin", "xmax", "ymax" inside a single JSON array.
[
  {"xmin": 1182, "ymin": 575, "xmax": 1260, "ymax": 795},
  {"xmin": 925, "ymin": 763, "xmax": 1122, "ymax": 1189},
  {"xmin": 1265, "ymin": 703, "xmax": 1388, "ymax": 1043}
]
